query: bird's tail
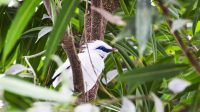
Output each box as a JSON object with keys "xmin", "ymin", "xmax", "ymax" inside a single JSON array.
[{"xmin": 47, "ymin": 74, "xmax": 60, "ymax": 87}]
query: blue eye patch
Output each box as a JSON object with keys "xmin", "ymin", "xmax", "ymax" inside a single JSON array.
[{"xmin": 96, "ymin": 46, "xmax": 112, "ymax": 53}]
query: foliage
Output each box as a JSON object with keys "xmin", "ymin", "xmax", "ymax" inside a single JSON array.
[{"xmin": 0, "ymin": 0, "xmax": 200, "ymax": 111}]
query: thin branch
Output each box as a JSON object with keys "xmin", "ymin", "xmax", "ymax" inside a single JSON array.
[
  {"xmin": 24, "ymin": 56, "xmax": 37, "ymax": 84},
  {"xmin": 24, "ymin": 50, "xmax": 46, "ymax": 59},
  {"xmin": 157, "ymin": 0, "xmax": 200, "ymax": 74},
  {"xmin": 92, "ymin": 95, "xmax": 151, "ymax": 105},
  {"xmin": 62, "ymin": 29, "xmax": 85, "ymax": 103},
  {"xmin": 23, "ymin": 50, "xmax": 46, "ymax": 84}
]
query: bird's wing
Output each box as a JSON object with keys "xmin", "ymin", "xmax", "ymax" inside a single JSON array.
[
  {"xmin": 78, "ymin": 52, "xmax": 105, "ymax": 92},
  {"xmin": 50, "ymin": 52, "xmax": 105, "ymax": 93},
  {"xmin": 51, "ymin": 60, "xmax": 70, "ymax": 87}
]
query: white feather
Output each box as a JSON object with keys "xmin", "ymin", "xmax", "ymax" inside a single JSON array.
[{"xmin": 52, "ymin": 40, "xmax": 111, "ymax": 92}]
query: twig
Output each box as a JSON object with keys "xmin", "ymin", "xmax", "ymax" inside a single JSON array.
[
  {"xmin": 157, "ymin": 0, "xmax": 200, "ymax": 74},
  {"xmin": 92, "ymin": 95, "xmax": 151, "ymax": 105},
  {"xmin": 23, "ymin": 50, "xmax": 46, "ymax": 84},
  {"xmin": 24, "ymin": 50, "xmax": 46, "ymax": 59},
  {"xmin": 24, "ymin": 56, "xmax": 37, "ymax": 84}
]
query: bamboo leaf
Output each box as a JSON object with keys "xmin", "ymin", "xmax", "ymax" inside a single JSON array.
[
  {"xmin": 5, "ymin": 64, "xmax": 29, "ymax": 75},
  {"xmin": 43, "ymin": 0, "xmax": 79, "ymax": 73},
  {"xmin": 119, "ymin": 0, "xmax": 130, "ymax": 16},
  {"xmin": 136, "ymin": 0, "xmax": 152, "ymax": 56},
  {"xmin": 0, "ymin": 77, "xmax": 73, "ymax": 103},
  {"xmin": 193, "ymin": 0, "xmax": 200, "ymax": 34},
  {"xmin": 37, "ymin": 26, "xmax": 52, "ymax": 42},
  {"xmin": 119, "ymin": 64, "xmax": 188, "ymax": 84},
  {"xmin": 0, "ymin": 0, "xmax": 10, "ymax": 5},
  {"xmin": 3, "ymin": 0, "xmax": 41, "ymax": 61}
]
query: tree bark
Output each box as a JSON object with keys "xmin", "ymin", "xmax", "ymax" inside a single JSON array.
[
  {"xmin": 80, "ymin": 0, "xmax": 119, "ymax": 102},
  {"xmin": 61, "ymin": 32, "xmax": 86, "ymax": 103}
]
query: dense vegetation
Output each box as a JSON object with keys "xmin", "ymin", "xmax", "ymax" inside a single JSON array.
[{"xmin": 0, "ymin": 0, "xmax": 200, "ymax": 111}]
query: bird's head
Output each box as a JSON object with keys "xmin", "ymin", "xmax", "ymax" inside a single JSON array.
[{"xmin": 82, "ymin": 40, "xmax": 117, "ymax": 59}]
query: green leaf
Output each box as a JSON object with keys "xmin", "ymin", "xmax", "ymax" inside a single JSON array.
[
  {"xmin": 0, "ymin": 77, "xmax": 74, "ymax": 103},
  {"xmin": 151, "ymin": 33, "xmax": 157, "ymax": 62},
  {"xmin": 22, "ymin": 26, "xmax": 45, "ymax": 36},
  {"xmin": 193, "ymin": 0, "xmax": 200, "ymax": 34},
  {"xmin": 43, "ymin": 0, "xmax": 79, "ymax": 73},
  {"xmin": 3, "ymin": 0, "xmax": 41, "ymax": 61},
  {"xmin": 136, "ymin": 0, "xmax": 152, "ymax": 56},
  {"xmin": 0, "ymin": 0, "xmax": 9, "ymax": 5},
  {"xmin": 119, "ymin": 64, "xmax": 188, "ymax": 84},
  {"xmin": 119, "ymin": 0, "xmax": 130, "ymax": 16}
]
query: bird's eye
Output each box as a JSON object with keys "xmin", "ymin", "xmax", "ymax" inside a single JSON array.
[
  {"xmin": 96, "ymin": 46, "xmax": 111, "ymax": 53},
  {"xmin": 96, "ymin": 46, "xmax": 105, "ymax": 50}
]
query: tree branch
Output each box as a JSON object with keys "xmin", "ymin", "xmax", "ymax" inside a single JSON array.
[
  {"xmin": 62, "ymin": 31, "xmax": 85, "ymax": 103},
  {"xmin": 157, "ymin": 0, "xmax": 200, "ymax": 74}
]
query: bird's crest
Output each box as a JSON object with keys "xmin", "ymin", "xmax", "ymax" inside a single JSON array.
[{"xmin": 81, "ymin": 40, "xmax": 112, "ymax": 51}]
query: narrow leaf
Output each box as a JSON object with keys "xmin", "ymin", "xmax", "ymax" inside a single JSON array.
[
  {"xmin": 171, "ymin": 19, "xmax": 190, "ymax": 32},
  {"xmin": 3, "ymin": 0, "xmax": 41, "ymax": 61},
  {"xmin": 168, "ymin": 78, "xmax": 191, "ymax": 93},
  {"xmin": 37, "ymin": 27, "xmax": 52, "ymax": 42},
  {"xmin": 193, "ymin": 0, "xmax": 200, "ymax": 34},
  {"xmin": 0, "ymin": 77, "xmax": 73, "ymax": 103},
  {"xmin": 151, "ymin": 93, "xmax": 164, "ymax": 112},
  {"xmin": 119, "ymin": 64, "xmax": 188, "ymax": 84},
  {"xmin": 43, "ymin": 0, "xmax": 79, "ymax": 72},
  {"xmin": 119, "ymin": 0, "xmax": 130, "ymax": 16},
  {"xmin": 136, "ymin": 0, "xmax": 152, "ymax": 56},
  {"xmin": 75, "ymin": 103, "xmax": 100, "ymax": 112},
  {"xmin": 0, "ymin": 0, "xmax": 10, "ymax": 5},
  {"xmin": 5, "ymin": 64, "xmax": 29, "ymax": 75},
  {"xmin": 120, "ymin": 97, "xmax": 136, "ymax": 112},
  {"xmin": 8, "ymin": 0, "xmax": 18, "ymax": 7}
]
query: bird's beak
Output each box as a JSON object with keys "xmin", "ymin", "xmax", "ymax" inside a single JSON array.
[{"xmin": 111, "ymin": 48, "xmax": 118, "ymax": 52}]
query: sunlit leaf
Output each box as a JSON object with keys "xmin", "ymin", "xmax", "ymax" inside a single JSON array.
[
  {"xmin": 0, "ymin": 0, "xmax": 10, "ymax": 5},
  {"xmin": 27, "ymin": 102, "xmax": 55, "ymax": 112},
  {"xmin": 43, "ymin": 0, "xmax": 79, "ymax": 73},
  {"xmin": 136, "ymin": 0, "xmax": 152, "ymax": 56},
  {"xmin": 8, "ymin": 0, "xmax": 18, "ymax": 7},
  {"xmin": 75, "ymin": 103, "xmax": 99, "ymax": 112},
  {"xmin": 18, "ymin": 73, "xmax": 33, "ymax": 78},
  {"xmin": 119, "ymin": 64, "xmax": 188, "ymax": 84},
  {"xmin": 171, "ymin": 19, "xmax": 190, "ymax": 32},
  {"xmin": 168, "ymin": 78, "xmax": 191, "ymax": 93},
  {"xmin": 0, "ymin": 77, "xmax": 74, "ymax": 103},
  {"xmin": 102, "ymin": 68, "xmax": 126, "ymax": 85},
  {"xmin": 193, "ymin": 0, "xmax": 200, "ymax": 34},
  {"xmin": 120, "ymin": 97, "xmax": 136, "ymax": 112},
  {"xmin": 151, "ymin": 93, "xmax": 164, "ymax": 112},
  {"xmin": 5, "ymin": 64, "xmax": 29, "ymax": 75},
  {"xmin": 3, "ymin": 0, "xmax": 41, "ymax": 61},
  {"xmin": 37, "ymin": 27, "xmax": 52, "ymax": 42},
  {"xmin": 42, "ymin": 14, "xmax": 51, "ymax": 20},
  {"xmin": 119, "ymin": 0, "xmax": 129, "ymax": 16}
]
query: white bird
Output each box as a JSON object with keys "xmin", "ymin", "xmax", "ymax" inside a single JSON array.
[{"xmin": 48, "ymin": 40, "xmax": 116, "ymax": 93}]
